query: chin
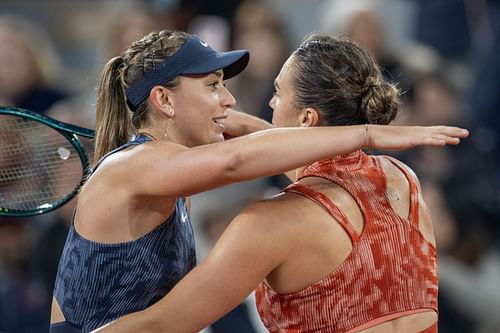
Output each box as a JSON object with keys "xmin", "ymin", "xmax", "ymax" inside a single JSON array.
[{"xmin": 213, "ymin": 134, "xmax": 226, "ymax": 143}]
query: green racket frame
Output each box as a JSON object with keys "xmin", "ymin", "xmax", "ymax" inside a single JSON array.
[{"xmin": 0, "ymin": 106, "xmax": 95, "ymax": 217}]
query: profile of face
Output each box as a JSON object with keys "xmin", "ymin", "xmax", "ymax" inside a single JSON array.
[
  {"xmin": 167, "ymin": 70, "xmax": 236, "ymax": 147},
  {"xmin": 269, "ymin": 56, "xmax": 302, "ymax": 128},
  {"xmin": 271, "ymin": 34, "xmax": 398, "ymax": 130}
]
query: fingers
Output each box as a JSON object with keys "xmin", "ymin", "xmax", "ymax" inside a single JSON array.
[
  {"xmin": 435, "ymin": 134, "xmax": 459, "ymax": 145},
  {"xmin": 438, "ymin": 126, "xmax": 468, "ymax": 145},
  {"xmin": 421, "ymin": 136, "xmax": 446, "ymax": 146},
  {"xmin": 365, "ymin": 124, "xmax": 468, "ymax": 151},
  {"xmin": 423, "ymin": 126, "xmax": 468, "ymax": 146},
  {"xmin": 435, "ymin": 126, "xmax": 469, "ymax": 139}
]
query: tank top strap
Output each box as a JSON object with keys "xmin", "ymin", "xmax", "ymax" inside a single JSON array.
[
  {"xmin": 382, "ymin": 155, "xmax": 420, "ymax": 225},
  {"xmin": 92, "ymin": 134, "xmax": 152, "ymax": 172},
  {"xmin": 283, "ymin": 182, "xmax": 360, "ymax": 243}
]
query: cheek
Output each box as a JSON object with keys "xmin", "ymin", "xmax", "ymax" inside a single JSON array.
[
  {"xmin": 271, "ymin": 105, "xmax": 286, "ymax": 127},
  {"xmin": 197, "ymin": 91, "xmax": 220, "ymax": 113},
  {"xmin": 272, "ymin": 99, "xmax": 296, "ymax": 127}
]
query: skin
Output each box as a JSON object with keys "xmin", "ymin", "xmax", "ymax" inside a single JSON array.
[{"xmin": 89, "ymin": 57, "xmax": 468, "ymax": 333}]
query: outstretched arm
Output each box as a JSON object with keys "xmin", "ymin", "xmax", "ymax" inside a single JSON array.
[
  {"xmin": 224, "ymin": 109, "xmax": 300, "ymax": 181},
  {"xmin": 91, "ymin": 125, "xmax": 469, "ymax": 333},
  {"xmin": 223, "ymin": 108, "xmax": 273, "ymax": 138},
  {"xmin": 131, "ymin": 124, "xmax": 468, "ymax": 198}
]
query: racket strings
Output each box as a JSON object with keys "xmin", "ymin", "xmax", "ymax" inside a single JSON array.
[{"xmin": 1, "ymin": 115, "xmax": 85, "ymax": 211}]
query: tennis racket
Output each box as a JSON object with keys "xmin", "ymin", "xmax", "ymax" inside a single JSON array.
[{"xmin": 0, "ymin": 106, "xmax": 95, "ymax": 217}]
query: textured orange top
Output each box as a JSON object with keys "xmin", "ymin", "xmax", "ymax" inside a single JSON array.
[{"xmin": 255, "ymin": 151, "xmax": 438, "ymax": 333}]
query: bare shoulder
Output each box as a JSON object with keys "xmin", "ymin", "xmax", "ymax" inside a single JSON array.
[
  {"xmin": 236, "ymin": 192, "xmax": 306, "ymax": 222},
  {"xmin": 88, "ymin": 141, "xmax": 185, "ymax": 188},
  {"xmin": 379, "ymin": 156, "xmax": 421, "ymax": 186},
  {"xmin": 109, "ymin": 140, "xmax": 185, "ymax": 171},
  {"xmin": 227, "ymin": 192, "xmax": 310, "ymax": 241},
  {"xmin": 216, "ymin": 192, "xmax": 309, "ymax": 266}
]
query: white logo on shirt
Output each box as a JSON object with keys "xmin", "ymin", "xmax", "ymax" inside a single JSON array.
[
  {"xmin": 181, "ymin": 211, "xmax": 188, "ymax": 223},
  {"xmin": 200, "ymin": 40, "xmax": 208, "ymax": 47}
]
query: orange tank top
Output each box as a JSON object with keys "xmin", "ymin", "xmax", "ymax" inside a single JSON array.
[{"xmin": 255, "ymin": 151, "xmax": 438, "ymax": 333}]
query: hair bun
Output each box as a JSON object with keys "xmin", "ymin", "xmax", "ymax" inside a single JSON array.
[
  {"xmin": 360, "ymin": 79, "xmax": 399, "ymax": 125},
  {"xmin": 362, "ymin": 77, "xmax": 381, "ymax": 95}
]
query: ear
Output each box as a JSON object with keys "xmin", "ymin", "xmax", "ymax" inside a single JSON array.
[
  {"xmin": 149, "ymin": 86, "xmax": 175, "ymax": 118},
  {"xmin": 298, "ymin": 107, "xmax": 320, "ymax": 127}
]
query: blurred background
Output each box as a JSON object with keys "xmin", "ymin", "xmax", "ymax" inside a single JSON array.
[{"xmin": 0, "ymin": 0, "xmax": 499, "ymax": 332}]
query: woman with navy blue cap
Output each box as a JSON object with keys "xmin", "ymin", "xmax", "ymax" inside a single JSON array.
[{"xmin": 50, "ymin": 30, "xmax": 467, "ymax": 332}]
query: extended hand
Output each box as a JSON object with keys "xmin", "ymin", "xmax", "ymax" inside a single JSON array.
[{"xmin": 366, "ymin": 125, "xmax": 469, "ymax": 151}]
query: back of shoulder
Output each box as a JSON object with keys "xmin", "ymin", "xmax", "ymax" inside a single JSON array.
[{"xmin": 379, "ymin": 155, "xmax": 421, "ymax": 188}]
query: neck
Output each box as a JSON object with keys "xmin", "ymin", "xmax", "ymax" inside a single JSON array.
[{"xmin": 137, "ymin": 127, "xmax": 166, "ymax": 141}]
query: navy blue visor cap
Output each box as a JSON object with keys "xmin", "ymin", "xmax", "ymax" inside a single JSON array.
[{"xmin": 126, "ymin": 35, "xmax": 249, "ymax": 111}]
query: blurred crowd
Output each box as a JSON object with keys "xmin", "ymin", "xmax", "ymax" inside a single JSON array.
[{"xmin": 0, "ymin": 0, "xmax": 499, "ymax": 332}]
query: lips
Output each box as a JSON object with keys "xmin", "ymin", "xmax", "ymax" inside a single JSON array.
[{"xmin": 212, "ymin": 115, "xmax": 227, "ymax": 129}]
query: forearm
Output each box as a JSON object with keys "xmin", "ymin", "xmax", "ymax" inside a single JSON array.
[
  {"xmin": 91, "ymin": 310, "xmax": 158, "ymax": 333},
  {"xmin": 151, "ymin": 124, "xmax": 466, "ymax": 197},
  {"xmin": 92, "ymin": 268, "xmax": 246, "ymax": 333},
  {"xmin": 218, "ymin": 123, "xmax": 467, "ymax": 183},
  {"xmin": 92, "ymin": 209, "xmax": 279, "ymax": 333},
  {"xmin": 225, "ymin": 109, "xmax": 273, "ymax": 137},
  {"xmin": 220, "ymin": 125, "xmax": 367, "ymax": 181}
]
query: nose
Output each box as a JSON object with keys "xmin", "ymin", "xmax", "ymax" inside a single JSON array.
[
  {"xmin": 222, "ymin": 86, "xmax": 236, "ymax": 108},
  {"xmin": 269, "ymin": 94, "xmax": 276, "ymax": 110}
]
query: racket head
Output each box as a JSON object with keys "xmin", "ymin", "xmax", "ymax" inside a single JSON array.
[{"xmin": 0, "ymin": 108, "xmax": 92, "ymax": 217}]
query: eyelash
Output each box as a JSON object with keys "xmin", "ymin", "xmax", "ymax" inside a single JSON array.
[{"xmin": 209, "ymin": 81, "xmax": 224, "ymax": 89}]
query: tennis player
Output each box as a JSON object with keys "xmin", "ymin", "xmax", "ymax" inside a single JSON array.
[{"xmin": 51, "ymin": 30, "xmax": 468, "ymax": 332}]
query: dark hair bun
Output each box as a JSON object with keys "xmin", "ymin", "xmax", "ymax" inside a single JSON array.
[{"xmin": 360, "ymin": 77, "xmax": 399, "ymax": 125}]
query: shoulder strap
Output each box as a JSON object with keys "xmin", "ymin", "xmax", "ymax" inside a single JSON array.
[
  {"xmin": 283, "ymin": 182, "xmax": 360, "ymax": 243},
  {"xmin": 92, "ymin": 134, "xmax": 152, "ymax": 173},
  {"xmin": 382, "ymin": 156, "xmax": 420, "ymax": 225}
]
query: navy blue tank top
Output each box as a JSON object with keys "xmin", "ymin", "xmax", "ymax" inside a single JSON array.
[{"xmin": 53, "ymin": 135, "xmax": 196, "ymax": 332}]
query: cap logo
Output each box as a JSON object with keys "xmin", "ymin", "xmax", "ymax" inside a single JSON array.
[{"xmin": 125, "ymin": 35, "xmax": 248, "ymax": 111}]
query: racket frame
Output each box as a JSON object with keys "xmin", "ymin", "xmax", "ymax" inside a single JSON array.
[{"xmin": 0, "ymin": 106, "xmax": 95, "ymax": 217}]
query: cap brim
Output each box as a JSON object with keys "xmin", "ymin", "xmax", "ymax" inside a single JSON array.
[{"xmin": 181, "ymin": 50, "xmax": 249, "ymax": 80}]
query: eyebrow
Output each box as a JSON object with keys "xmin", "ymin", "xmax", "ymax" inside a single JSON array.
[
  {"xmin": 274, "ymin": 79, "xmax": 280, "ymax": 89},
  {"xmin": 211, "ymin": 71, "xmax": 223, "ymax": 79}
]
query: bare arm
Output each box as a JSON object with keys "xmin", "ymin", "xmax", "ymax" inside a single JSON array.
[
  {"xmin": 129, "ymin": 125, "xmax": 468, "ymax": 198},
  {"xmin": 224, "ymin": 109, "xmax": 298, "ymax": 182},
  {"xmin": 224, "ymin": 108, "xmax": 273, "ymax": 138},
  {"xmin": 92, "ymin": 202, "xmax": 285, "ymax": 333}
]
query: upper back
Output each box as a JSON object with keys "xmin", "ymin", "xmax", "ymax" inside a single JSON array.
[{"xmin": 256, "ymin": 151, "xmax": 438, "ymax": 332}]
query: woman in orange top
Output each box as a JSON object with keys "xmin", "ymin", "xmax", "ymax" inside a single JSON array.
[{"xmin": 94, "ymin": 34, "xmax": 468, "ymax": 333}]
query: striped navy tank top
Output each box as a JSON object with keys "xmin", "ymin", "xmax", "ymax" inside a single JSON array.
[{"xmin": 53, "ymin": 134, "xmax": 196, "ymax": 332}]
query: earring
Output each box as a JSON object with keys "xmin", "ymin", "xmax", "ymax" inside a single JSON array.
[
  {"xmin": 166, "ymin": 106, "xmax": 175, "ymax": 118},
  {"xmin": 162, "ymin": 121, "xmax": 169, "ymax": 140}
]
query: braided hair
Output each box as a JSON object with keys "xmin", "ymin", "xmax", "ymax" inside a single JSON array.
[{"xmin": 94, "ymin": 30, "xmax": 189, "ymax": 163}]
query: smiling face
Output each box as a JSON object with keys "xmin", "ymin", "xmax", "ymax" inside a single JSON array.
[
  {"xmin": 166, "ymin": 70, "xmax": 236, "ymax": 147},
  {"xmin": 269, "ymin": 56, "xmax": 302, "ymax": 128}
]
